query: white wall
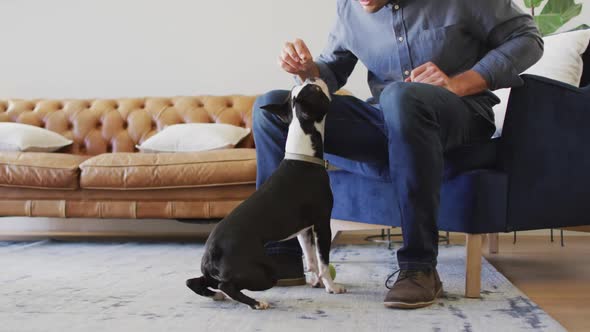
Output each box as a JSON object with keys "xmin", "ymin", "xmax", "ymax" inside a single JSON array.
[
  {"xmin": 0, "ymin": 1, "xmax": 588, "ymax": 100},
  {"xmin": 0, "ymin": 0, "xmax": 371, "ymax": 99}
]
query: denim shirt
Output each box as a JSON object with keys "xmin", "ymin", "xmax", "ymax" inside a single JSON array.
[{"xmin": 316, "ymin": 0, "xmax": 544, "ymax": 105}]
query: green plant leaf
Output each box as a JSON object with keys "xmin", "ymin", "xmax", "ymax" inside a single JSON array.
[
  {"xmin": 535, "ymin": 14, "xmax": 565, "ymax": 35},
  {"xmin": 536, "ymin": 0, "xmax": 583, "ymax": 35},
  {"xmin": 540, "ymin": 0, "xmax": 582, "ymax": 17},
  {"xmin": 524, "ymin": 0, "xmax": 544, "ymax": 8},
  {"xmin": 569, "ymin": 24, "xmax": 590, "ymax": 31},
  {"xmin": 562, "ymin": 3, "xmax": 583, "ymax": 21}
]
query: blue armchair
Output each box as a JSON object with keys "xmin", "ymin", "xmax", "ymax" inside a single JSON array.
[{"xmin": 328, "ymin": 45, "xmax": 590, "ymax": 298}]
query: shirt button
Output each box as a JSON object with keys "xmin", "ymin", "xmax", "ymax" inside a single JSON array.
[
  {"xmin": 404, "ymin": 70, "xmax": 410, "ymax": 76},
  {"xmin": 394, "ymin": 4, "xmax": 400, "ymax": 10},
  {"xmin": 398, "ymin": 37, "xmax": 404, "ymax": 42}
]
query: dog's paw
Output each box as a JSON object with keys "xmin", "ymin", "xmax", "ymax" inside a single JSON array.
[
  {"xmin": 253, "ymin": 301, "xmax": 270, "ymax": 310},
  {"xmin": 212, "ymin": 292, "xmax": 226, "ymax": 301},
  {"xmin": 326, "ymin": 285, "xmax": 347, "ymax": 294},
  {"xmin": 309, "ymin": 273, "xmax": 323, "ymax": 288},
  {"xmin": 310, "ymin": 276, "xmax": 324, "ymax": 288}
]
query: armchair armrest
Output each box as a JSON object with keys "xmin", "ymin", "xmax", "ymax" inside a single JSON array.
[{"xmin": 499, "ymin": 74, "xmax": 590, "ymax": 230}]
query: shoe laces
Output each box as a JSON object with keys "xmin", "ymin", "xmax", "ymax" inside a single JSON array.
[{"xmin": 385, "ymin": 269, "xmax": 426, "ymax": 290}]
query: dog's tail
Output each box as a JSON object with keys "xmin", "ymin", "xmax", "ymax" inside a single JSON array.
[{"xmin": 186, "ymin": 276, "xmax": 218, "ymax": 298}]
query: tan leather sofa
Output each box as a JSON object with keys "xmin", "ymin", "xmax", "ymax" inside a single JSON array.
[{"xmin": 0, "ymin": 96, "xmax": 258, "ymax": 220}]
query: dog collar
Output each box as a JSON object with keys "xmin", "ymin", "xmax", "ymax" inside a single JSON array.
[{"xmin": 284, "ymin": 152, "xmax": 329, "ymax": 169}]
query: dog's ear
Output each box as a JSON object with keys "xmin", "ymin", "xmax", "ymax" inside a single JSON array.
[{"xmin": 260, "ymin": 92, "xmax": 293, "ymax": 124}]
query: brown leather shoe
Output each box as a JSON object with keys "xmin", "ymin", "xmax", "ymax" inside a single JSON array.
[{"xmin": 383, "ymin": 268, "xmax": 443, "ymax": 309}]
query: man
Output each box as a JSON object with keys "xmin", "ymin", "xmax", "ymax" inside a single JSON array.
[{"xmin": 252, "ymin": 0, "xmax": 543, "ymax": 309}]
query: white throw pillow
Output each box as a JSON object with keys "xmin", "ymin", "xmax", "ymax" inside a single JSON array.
[
  {"xmin": 0, "ymin": 122, "xmax": 73, "ymax": 152},
  {"xmin": 491, "ymin": 88, "xmax": 512, "ymax": 138},
  {"xmin": 492, "ymin": 29, "xmax": 590, "ymax": 137},
  {"xmin": 523, "ymin": 29, "xmax": 590, "ymax": 86},
  {"xmin": 136, "ymin": 123, "xmax": 251, "ymax": 153}
]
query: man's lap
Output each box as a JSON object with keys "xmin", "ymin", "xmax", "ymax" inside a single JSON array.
[
  {"xmin": 256, "ymin": 82, "xmax": 495, "ymax": 173},
  {"xmin": 323, "ymin": 83, "xmax": 490, "ymax": 163}
]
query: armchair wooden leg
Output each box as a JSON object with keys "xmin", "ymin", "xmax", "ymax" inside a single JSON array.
[
  {"xmin": 329, "ymin": 219, "xmax": 388, "ymax": 244},
  {"xmin": 465, "ymin": 234, "xmax": 482, "ymax": 298},
  {"xmin": 330, "ymin": 220, "xmax": 344, "ymax": 243},
  {"xmin": 488, "ymin": 233, "xmax": 499, "ymax": 254}
]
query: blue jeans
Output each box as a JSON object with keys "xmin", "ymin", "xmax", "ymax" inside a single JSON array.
[{"xmin": 252, "ymin": 82, "xmax": 496, "ymax": 270}]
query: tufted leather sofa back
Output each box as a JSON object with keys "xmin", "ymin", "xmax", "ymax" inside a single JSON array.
[{"xmin": 0, "ymin": 96, "xmax": 257, "ymax": 156}]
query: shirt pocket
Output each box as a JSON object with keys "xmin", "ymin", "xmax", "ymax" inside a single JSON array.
[
  {"xmin": 416, "ymin": 23, "xmax": 463, "ymax": 41},
  {"xmin": 411, "ymin": 24, "xmax": 474, "ymax": 75}
]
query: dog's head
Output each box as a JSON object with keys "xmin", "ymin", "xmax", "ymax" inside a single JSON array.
[{"xmin": 261, "ymin": 78, "xmax": 331, "ymax": 125}]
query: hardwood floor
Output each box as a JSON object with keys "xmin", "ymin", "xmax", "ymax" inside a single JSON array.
[
  {"xmin": 336, "ymin": 231, "xmax": 590, "ymax": 332},
  {"xmin": 483, "ymin": 235, "xmax": 590, "ymax": 332}
]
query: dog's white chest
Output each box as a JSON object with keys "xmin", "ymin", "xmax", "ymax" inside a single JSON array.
[{"xmin": 285, "ymin": 117, "xmax": 317, "ymax": 156}]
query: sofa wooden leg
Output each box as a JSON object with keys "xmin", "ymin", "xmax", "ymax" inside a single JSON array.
[
  {"xmin": 465, "ymin": 233, "xmax": 482, "ymax": 298},
  {"xmin": 488, "ymin": 233, "xmax": 499, "ymax": 254}
]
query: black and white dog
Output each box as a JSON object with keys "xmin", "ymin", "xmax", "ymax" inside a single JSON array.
[{"xmin": 186, "ymin": 78, "xmax": 346, "ymax": 310}]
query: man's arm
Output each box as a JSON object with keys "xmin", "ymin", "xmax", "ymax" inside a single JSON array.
[
  {"xmin": 314, "ymin": 9, "xmax": 358, "ymax": 93},
  {"xmin": 407, "ymin": 63, "xmax": 490, "ymax": 97},
  {"xmin": 409, "ymin": 0, "xmax": 544, "ymax": 96},
  {"xmin": 469, "ymin": 0, "xmax": 544, "ymax": 91},
  {"xmin": 278, "ymin": 2, "xmax": 357, "ymax": 93},
  {"xmin": 448, "ymin": 70, "xmax": 490, "ymax": 97}
]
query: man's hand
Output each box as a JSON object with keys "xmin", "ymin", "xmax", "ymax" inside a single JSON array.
[
  {"xmin": 405, "ymin": 62, "xmax": 452, "ymax": 88},
  {"xmin": 278, "ymin": 39, "xmax": 320, "ymax": 82},
  {"xmin": 405, "ymin": 62, "xmax": 488, "ymax": 97}
]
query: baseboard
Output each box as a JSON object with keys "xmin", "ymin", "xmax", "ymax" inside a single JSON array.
[
  {"xmin": 0, "ymin": 217, "xmax": 215, "ymax": 241},
  {"xmin": 1, "ymin": 217, "xmax": 588, "ymax": 242}
]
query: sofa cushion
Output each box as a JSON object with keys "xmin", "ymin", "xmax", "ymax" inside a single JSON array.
[
  {"xmin": 79, "ymin": 148, "xmax": 256, "ymax": 190},
  {"xmin": 0, "ymin": 152, "xmax": 89, "ymax": 190}
]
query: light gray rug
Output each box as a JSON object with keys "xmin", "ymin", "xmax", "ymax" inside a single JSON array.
[{"xmin": 0, "ymin": 241, "xmax": 565, "ymax": 332}]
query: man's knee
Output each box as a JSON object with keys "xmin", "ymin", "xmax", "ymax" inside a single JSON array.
[
  {"xmin": 253, "ymin": 90, "xmax": 290, "ymax": 130},
  {"xmin": 379, "ymin": 82, "xmax": 436, "ymax": 132}
]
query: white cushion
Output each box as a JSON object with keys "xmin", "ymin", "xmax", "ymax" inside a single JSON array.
[
  {"xmin": 491, "ymin": 88, "xmax": 511, "ymax": 138},
  {"xmin": 523, "ymin": 29, "xmax": 590, "ymax": 86},
  {"xmin": 492, "ymin": 29, "xmax": 590, "ymax": 137},
  {"xmin": 136, "ymin": 123, "xmax": 251, "ymax": 153},
  {"xmin": 0, "ymin": 123, "xmax": 73, "ymax": 152}
]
